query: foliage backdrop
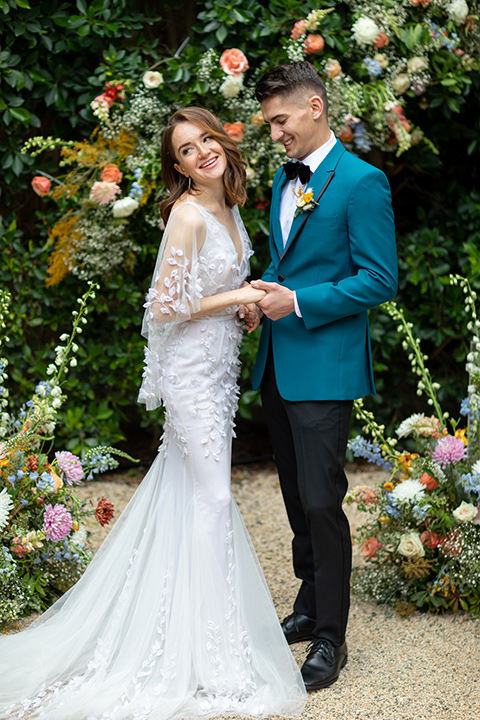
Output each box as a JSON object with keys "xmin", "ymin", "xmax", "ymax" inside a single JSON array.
[{"xmin": 1, "ymin": 0, "xmax": 480, "ymax": 455}]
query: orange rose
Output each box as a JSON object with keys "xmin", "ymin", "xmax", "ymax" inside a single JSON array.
[
  {"xmin": 100, "ymin": 164, "xmax": 123, "ymax": 183},
  {"xmin": 419, "ymin": 472, "xmax": 438, "ymax": 491},
  {"xmin": 220, "ymin": 49, "xmax": 249, "ymax": 77},
  {"xmin": 339, "ymin": 126, "xmax": 354, "ymax": 143},
  {"xmin": 373, "ymin": 32, "xmax": 389, "ymax": 48},
  {"xmin": 304, "ymin": 34, "xmax": 325, "ymax": 54},
  {"xmin": 31, "ymin": 176, "xmax": 51, "ymax": 197},
  {"xmin": 223, "ymin": 121, "xmax": 245, "ymax": 142},
  {"xmin": 362, "ymin": 537, "xmax": 382, "ymax": 559}
]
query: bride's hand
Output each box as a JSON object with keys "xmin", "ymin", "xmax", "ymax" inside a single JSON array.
[
  {"xmin": 238, "ymin": 283, "xmax": 266, "ymax": 305},
  {"xmin": 239, "ymin": 302, "xmax": 263, "ymax": 332}
]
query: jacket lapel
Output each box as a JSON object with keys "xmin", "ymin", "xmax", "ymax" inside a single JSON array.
[
  {"xmin": 271, "ymin": 168, "xmax": 287, "ymax": 260},
  {"xmin": 279, "ymin": 140, "xmax": 345, "ymax": 261}
]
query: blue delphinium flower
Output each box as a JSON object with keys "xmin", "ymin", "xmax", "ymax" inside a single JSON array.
[
  {"xmin": 460, "ymin": 472, "xmax": 480, "ymax": 499},
  {"xmin": 353, "ymin": 123, "xmax": 372, "ymax": 153},
  {"xmin": 364, "ymin": 58, "xmax": 382, "ymax": 77},
  {"xmin": 348, "ymin": 435, "xmax": 393, "ymax": 470},
  {"xmin": 129, "ymin": 181, "xmax": 143, "ymax": 200}
]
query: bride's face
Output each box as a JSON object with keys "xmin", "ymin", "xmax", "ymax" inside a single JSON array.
[{"xmin": 172, "ymin": 121, "xmax": 227, "ymax": 188}]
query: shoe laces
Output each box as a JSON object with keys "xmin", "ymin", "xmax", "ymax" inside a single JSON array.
[{"xmin": 305, "ymin": 638, "xmax": 335, "ymax": 665}]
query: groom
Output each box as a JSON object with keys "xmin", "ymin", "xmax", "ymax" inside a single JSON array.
[{"xmin": 251, "ymin": 62, "xmax": 398, "ymax": 691}]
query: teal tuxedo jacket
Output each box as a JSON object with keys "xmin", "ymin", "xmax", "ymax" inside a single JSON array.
[{"xmin": 252, "ymin": 139, "xmax": 398, "ymax": 401}]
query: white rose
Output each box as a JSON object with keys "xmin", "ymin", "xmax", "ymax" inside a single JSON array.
[
  {"xmin": 446, "ymin": 0, "xmax": 469, "ymax": 24},
  {"xmin": 112, "ymin": 197, "xmax": 139, "ymax": 218},
  {"xmin": 245, "ymin": 166, "xmax": 255, "ymax": 180},
  {"xmin": 352, "ymin": 17, "xmax": 380, "ymax": 45},
  {"xmin": 393, "ymin": 73, "xmax": 411, "ymax": 95},
  {"xmin": 398, "ymin": 531, "xmax": 425, "ymax": 558},
  {"xmin": 407, "ymin": 56, "xmax": 428, "ymax": 74},
  {"xmin": 453, "ymin": 500, "xmax": 478, "ymax": 523},
  {"xmin": 220, "ymin": 74, "xmax": 243, "ymax": 99},
  {"xmin": 142, "ymin": 71, "xmax": 163, "ymax": 89}
]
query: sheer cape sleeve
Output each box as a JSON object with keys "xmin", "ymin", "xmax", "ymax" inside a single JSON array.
[{"xmin": 138, "ymin": 203, "xmax": 207, "ymax": 410}]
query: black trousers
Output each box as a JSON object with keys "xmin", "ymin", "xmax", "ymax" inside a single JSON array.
[{"xmin": 261, "ymin": 349, "xmax": 353, "ymax": 647}]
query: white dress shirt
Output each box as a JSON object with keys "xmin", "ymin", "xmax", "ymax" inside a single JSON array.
[{"xmin": 279, "ymin": 131, "xmax": 337, "ymax": 316}]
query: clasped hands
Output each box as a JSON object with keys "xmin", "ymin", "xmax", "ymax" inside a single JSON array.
[{"xmin": 238, "ymin": 280, "xmax": 295, "ymax": 333}]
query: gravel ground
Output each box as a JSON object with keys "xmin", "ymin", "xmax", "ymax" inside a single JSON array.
[{"xmin": 5, "ymin": 462, "xmax": 480, "ymax": 719}]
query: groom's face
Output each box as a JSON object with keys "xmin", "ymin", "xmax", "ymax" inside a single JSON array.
[{"xmin": 260, "ymin": 92, "xmax": 325, "ymax": 161}]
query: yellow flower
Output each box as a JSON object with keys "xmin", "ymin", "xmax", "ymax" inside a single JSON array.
[
  {"xmin": 378, "ymin": 516, "xmax": 390, "ymax": 524},
  {"xmin": 303, "ymin": 191, "xmax": 314, "ymax": 203},
  {"xmin": 384, "ymin": 481, "xmax": 394, "ymax": 491}
]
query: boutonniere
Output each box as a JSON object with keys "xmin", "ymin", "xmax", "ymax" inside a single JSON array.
[{"xmin": 293, "ymin": 186, "xmax": 318, "ymax": 218}]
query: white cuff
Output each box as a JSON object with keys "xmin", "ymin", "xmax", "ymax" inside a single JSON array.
[{"xmin": 293, "ymin": 291, "xmax": 302, "ymax": 318}]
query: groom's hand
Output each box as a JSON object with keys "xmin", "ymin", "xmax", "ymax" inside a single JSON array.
[{"xmin": 250, "ymin": 280, "xmax": 295, "ymax": 321}]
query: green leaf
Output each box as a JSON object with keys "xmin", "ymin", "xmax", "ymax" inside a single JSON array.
[
  {"xmin": 15, "ymin": 0, "xmax": 31, "ymax": 7},
  {"xmin": 9, "ymin": 107, "xmax": 31, "ymax": 123},
  {"xmin": 76, "ymin": 0, "xmax": 87, "ymax": 13},
  {"xmin": 216, "ymin": 25, "xmax": 228, "ymax": 43},
  {"xmin": 11, "ymin": 154, "xmax": 24, "ymax": 176}
]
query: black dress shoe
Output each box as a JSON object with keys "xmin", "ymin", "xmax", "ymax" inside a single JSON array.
[
  {"xmin": 281, "ymin": 612, "xmax": 316, "ymax": 644},
  {"xmin": 301, "ymin": 639, "xmax": 348, "ymax": 690}
]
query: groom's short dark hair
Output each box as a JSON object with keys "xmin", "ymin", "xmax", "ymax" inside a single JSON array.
[{"xmin": 255, "ymin": 61, "xmax": 328, "ymax": 113}]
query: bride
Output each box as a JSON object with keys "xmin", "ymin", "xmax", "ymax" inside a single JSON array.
[{"xmin": 0, "ymin": 107, "xmax": 307, "ymax": 720}]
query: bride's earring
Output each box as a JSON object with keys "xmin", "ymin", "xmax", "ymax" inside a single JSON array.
[{"xmin": 188, "ymin": 176, "xmax": 191, "ymax": 191}]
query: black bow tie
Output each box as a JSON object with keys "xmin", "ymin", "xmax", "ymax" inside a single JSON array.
[{"xmin": 283, "ymin": 161, "xmax": 312, "ymax": 184}]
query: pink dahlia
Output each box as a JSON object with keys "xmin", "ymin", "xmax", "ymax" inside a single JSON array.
[
  {"xmin": 431, "ymin": 435, "xmax": 466, "ymax": 467},
  {"xmin": 89, "ymin": 180, "xmax": 121, "ymax": 205},
  {"xmin": 55, "ymin": 451, "xmax": 84, "ymax": 485},
  {"xmin": 43, "ymin": 503, "xmax": 72, "ymax": 541}
]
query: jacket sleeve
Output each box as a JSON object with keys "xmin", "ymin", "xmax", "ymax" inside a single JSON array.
[{"xmin": 296, "ymin": 168, "xmax": 398, "ymax": 331}]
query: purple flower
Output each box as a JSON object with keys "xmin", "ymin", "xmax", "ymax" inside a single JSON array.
[
  {"xmin": 431, "ymin": 435, "xmax": 466, "ymax": 467},
  {"xmin": 43, "ymin": 503, "xmax": 72, "ymax": 541},
  {"xmin": 55, "ymin": 451, "xmax": 84, "ymax": 485}
]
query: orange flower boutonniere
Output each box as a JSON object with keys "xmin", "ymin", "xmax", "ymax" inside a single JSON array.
[{"xmin": 293, "ymin": 186, "xmax": 318, "ymax": 218}]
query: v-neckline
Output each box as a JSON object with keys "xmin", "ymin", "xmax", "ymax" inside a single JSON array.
[{"xmin": 185, "ymin": 199, "xmax": 244, "ymax": 267}]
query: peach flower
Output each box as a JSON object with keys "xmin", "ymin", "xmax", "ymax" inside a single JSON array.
[
  {"xmin": 339, "ymin": 126, "xmax": 354, "ymax": 143},
  {"xmin": 223, "ymin": 121, "xmax": 245, "ymax": 142},
  {"xmin": 220, "ymin": 49, "xmax": 249, "ymax": 77},
  {"xmin": 100, "ymin": 164, "xmax": 123, "ymax": 184},
  {"xmin": 362, "ymin": 537, "xmax": 382, "ymax": 559},
  {"xmin": 31, "ymin": 176, "xmax": 51, "ymax": 197},
  {"xmin": 325, "ymin": 59, "xmax": 342, "ymax": 78},
  {"xmin": 90, "ymin": 181, "xmax": 121, "ymax": 204},
  {"xmin": 373, "ymin": 32, "xmax": 389, "ymax": 48},
  {"xmin": 304, "ymin": 34, "xmax": 325, "ymax": 54}
]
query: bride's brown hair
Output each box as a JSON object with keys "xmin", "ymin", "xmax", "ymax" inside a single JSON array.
[{"xmin": 160, "ymin": 107, "xmax": 247, "ymax": 223}]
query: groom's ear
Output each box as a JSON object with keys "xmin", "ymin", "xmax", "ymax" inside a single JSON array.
[{"xmin": 309, "ymin": 95, "xmax": 325, "ymax": 121}]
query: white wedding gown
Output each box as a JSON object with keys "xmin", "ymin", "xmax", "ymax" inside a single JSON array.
[{"xmin": 0, "ymin": 201, "xmax": 306, "ymax": 720}]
